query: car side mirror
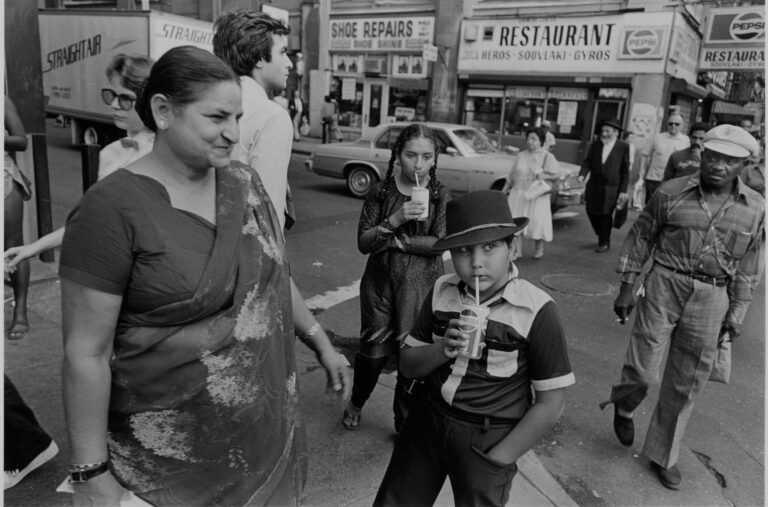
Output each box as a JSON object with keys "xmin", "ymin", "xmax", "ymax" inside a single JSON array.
[{"xmin": 445, "ymin": 147, "xmax": 458, "ymax": 156}]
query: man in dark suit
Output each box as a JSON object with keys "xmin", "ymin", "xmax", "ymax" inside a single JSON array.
[{"xmin": 578, "ymin": 118, "xmax": 630, "ymax": 252}]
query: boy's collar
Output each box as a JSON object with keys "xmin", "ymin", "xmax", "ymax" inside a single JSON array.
[{"xmin": 452, "ymin": 265, "xmax": 535, "ymax": 310}]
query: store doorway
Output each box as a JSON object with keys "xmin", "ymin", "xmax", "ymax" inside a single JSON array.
[
  {"xmin": 363, "ymin": 80, "xmax": 388, "ymax": 137},
  {"xmin": 591, "ymin": 100, "xmax": 625, "ymax": 137}
]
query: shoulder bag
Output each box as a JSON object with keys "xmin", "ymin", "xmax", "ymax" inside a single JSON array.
[{"xmin": 523, "ymin": 153, "xmax": 553, "ymax": 201}]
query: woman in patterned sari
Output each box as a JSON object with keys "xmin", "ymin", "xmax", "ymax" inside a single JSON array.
[{"xmin": 60, "ymin": 46, "xmax": 348, "ymax": 506}]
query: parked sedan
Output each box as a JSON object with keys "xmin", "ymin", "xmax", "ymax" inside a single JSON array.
[{"xmin": 304, "ymin": 122, "xmax": 583, "ymax": 211}]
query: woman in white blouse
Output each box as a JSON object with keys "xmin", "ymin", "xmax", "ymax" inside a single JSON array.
[{"xmin": 4, "ymin": 54, "xmax": 154, "ymax": 271}]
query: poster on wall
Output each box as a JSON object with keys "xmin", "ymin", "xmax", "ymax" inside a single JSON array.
[
  {"xmin": 410, "ymin": 56, "xmax": 424, "ymax": 75},
  {"xmin": 628, "ymin": 102, "xmax": 662, "ymax": 148},
  {"xmin": 333, "ymin": 55, "xmax": 347, "ymax": 72},
  {"xmin": 557, "ymin": 101, "xmax": 578, "ymax": 126},
  {"xmin": 341, "ymin": 78, "xmax": 357, "ymax": 100}
]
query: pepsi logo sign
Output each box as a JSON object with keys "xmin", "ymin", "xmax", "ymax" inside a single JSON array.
[
  {"xmin": 626, "ymin": 29, "xmax": 658, "ymax": 55},
  {"xmin": 730, "ymin": 11, "xmax": 764, "ymax": 41}
]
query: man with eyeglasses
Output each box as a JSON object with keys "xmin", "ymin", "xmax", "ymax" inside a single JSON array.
[
  {"xmin": 601, "ymin": 124, "xmax": 763, "ymax": 491},
  {"xmin": 639, "ymin": 113, "xmax": 690, "ymax": 204},
  {"xmin": 662, "ymin": 123, "xmax": 709, "ymax": 181}
]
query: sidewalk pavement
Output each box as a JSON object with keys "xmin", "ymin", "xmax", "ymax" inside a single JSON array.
[{"xmin": 7, "ymin": 255, "xmax": 578, "ymax": 506}]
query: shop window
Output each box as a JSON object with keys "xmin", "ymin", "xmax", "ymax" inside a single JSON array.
[
  {"xmin": 388, "ymin": 87, "xmax": 427, "ymax": 122},
  {"xmin": 545, "ymin": 98, "xmax": 587, "ymax": 140},
  {"xmin": 464, "ymin": 90, "xmax": 503, "ymax": 136},
  {"xmin": 332, "ymin": 76, "xmax": 364, "ymax": 128},
  {"xmin": 504, "ymin": 98, "xmax": 545, "ymax": 136}
]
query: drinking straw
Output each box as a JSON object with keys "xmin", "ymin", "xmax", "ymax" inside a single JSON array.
[
  {"xmin": 415, "ymin": 173, "xmax": 420, "ymax": 189},
  {"xmin": 474, "ymin": 276, "xmax": 480, "ymax": 305}
]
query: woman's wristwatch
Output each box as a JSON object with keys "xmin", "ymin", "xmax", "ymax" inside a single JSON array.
[{"xmin": 69, "ymin": 460, "xmax": 110, "ymax": 483}]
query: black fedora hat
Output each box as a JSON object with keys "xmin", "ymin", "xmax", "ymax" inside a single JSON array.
[
  {"xmin": 599, "ymin": 118, "xmax": 624, "ymax": 131},
  {"xmin": 432, "ymin": 190, "xmax": 528, "ymax": 251}
]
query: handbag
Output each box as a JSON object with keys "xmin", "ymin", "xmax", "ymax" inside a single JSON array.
[
  {"xmin": 523, "ymin": 153, "xmax": 553, "ymax": 200},
  {"xmin": 709, "ymin": 332, "xmax": 731, "ymax": 384},
  {"xmin": 613, "ymin": 204, "xmax": 628, "ymax": 229},
  {"xmin": 524, "ymin": 179, "xmax": 552, "ymax": 200}
]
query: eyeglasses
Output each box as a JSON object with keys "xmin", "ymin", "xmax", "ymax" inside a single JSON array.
[
  {"xmin": 101, "ymin": 88, "xmax": 136, "ymax": 111},
  {"xmin": 668, "ymin": 122, "xmax": 681, "ymax": 126}
]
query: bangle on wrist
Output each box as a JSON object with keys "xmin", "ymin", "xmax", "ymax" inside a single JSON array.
[{"xmin": 298, "ymin": 322, "xmax": 322, "ymax": 342}]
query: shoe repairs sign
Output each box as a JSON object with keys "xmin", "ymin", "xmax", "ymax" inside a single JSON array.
[{"xmin": 699, "ymin": 6, "xmax": 765, "ymax": 70}]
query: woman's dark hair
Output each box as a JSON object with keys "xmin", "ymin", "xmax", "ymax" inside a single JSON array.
[
  {"xmin": 526, "ymin": 127, "xmax": 546, "ymax": 147},
  {"xmin": 377, "ymin": 123, "xmax": 441, "ymax": 201},
  {"xmin": 105, "ymin": 54, "xmax": 154, "ymax": 97},
  {"xmin": 213, "ymin": 9, "xmax": 290, "ymax": 76},
  {"xmin": 136, "ymin": 46, "xmax": 239, "ymax": 132}
]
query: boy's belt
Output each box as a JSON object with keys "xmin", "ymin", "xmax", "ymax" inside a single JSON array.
[
  {"xmin": 428, "ymin": 395, "xmax": 519, "ymax": 430},
  {"xmin": 655, "ymin": 263, "xmax": 729, "ymax": 287}
]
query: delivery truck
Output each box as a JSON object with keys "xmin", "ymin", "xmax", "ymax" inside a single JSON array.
[{"xmin": 39, "ymin": 9, "xmax": 214, "ymax": 145}]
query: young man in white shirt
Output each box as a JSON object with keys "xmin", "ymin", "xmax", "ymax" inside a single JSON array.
[{"xmin": 214, "ymin": 10, "xmax": 294, "ymax": 231}]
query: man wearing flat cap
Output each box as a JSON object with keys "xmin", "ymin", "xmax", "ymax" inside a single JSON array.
[
  {"xmin": 601, "ymin": 125, "xmax": 764, "ymax": 490},
  {"xmin": 578, "ymin": 118, "xmax": 631, "ymax": 252}
]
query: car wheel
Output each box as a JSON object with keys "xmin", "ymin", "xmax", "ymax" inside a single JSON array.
[{"xmin": 346, "ymin": 166, "xmax": 377, "ymax": 198}]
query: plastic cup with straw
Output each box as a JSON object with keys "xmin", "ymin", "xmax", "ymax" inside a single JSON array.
[
  {"xmin": 411, "ymin": 172, "xmax": 429, "ymax": 221},
  {"xmin": 458, "ymin": 276, "xmax": 489, "ymax": 359}
]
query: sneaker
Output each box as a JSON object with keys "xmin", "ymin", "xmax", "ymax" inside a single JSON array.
[{"xmin": 4, "ymin": 440, "xmax": 59, "ymax": 490}]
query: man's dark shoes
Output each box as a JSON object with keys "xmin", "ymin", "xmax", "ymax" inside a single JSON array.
[
  {"xmin": 613, "ymin": 406, "xmax": 634, "ymax": 446},
  {"xmin": 595, "ymin": 244, "xmax": 610, "ymax": 253},
  {"xmin": 651, "ymin": 462, "xmax": 681, "ymax": 490}
]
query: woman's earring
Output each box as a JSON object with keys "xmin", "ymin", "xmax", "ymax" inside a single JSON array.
[{"xmin": 157, "ymin": 121, "xmax": 166, "ymax": 129}]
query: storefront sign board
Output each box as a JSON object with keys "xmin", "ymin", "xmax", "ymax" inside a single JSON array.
[
  {"xmin": 457, "ymin": 11, "xmax": 673, "ymax": 74},
  {"xmin": 703, "ymin": 7, "xmax": 764, "ymax": 45},
  {"xmin": 329, "ymin": 16, "xmax": 434, "ymax": 52},
  {"xmin": 698, "ymin": 47, "xmax": 765, "ymax": 70},
  {"xmin": 666, "ymin": 14, "xmax": 701, "ymax": 84}
]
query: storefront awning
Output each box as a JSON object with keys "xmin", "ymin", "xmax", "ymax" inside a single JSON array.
[{"xmin": 712, "ymin": 101, "xmax": 754, "ymax": 117}]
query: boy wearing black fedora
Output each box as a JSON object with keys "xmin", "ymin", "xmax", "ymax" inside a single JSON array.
[{"xmin": 374, "ymin": 190, "xmax": 575, "ymax": 506}]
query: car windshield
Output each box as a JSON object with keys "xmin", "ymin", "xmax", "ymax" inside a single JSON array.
[{"xmin": 451, "ymin": 128, "xmax": 501, "ymax": 155}]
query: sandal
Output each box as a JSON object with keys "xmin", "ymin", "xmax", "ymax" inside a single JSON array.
[
  {"xmin": 7, "ymin": 322, "xmax": 29, "ymax": 341},
  {"xmin": 342, "ymin": 409, "xmax": 361, "ymax": 431}
]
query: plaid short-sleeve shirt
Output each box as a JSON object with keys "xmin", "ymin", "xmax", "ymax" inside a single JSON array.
[{"xmin": 405, "ymin": 271, "xmax": 575, "ymax": 420}]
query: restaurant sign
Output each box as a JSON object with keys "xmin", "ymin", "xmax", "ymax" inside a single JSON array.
[
  {"xmin": 329, "ymin": 16, "xmax": 434, "ymax": 52},
  {"xmin": 457, "ymin": 12, "xmax": 672, "ymax": 74}
]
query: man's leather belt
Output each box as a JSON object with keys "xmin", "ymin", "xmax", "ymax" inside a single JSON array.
[{"xmin": 656, "ymin": 263, "xmax": 729, "ymax": 287}]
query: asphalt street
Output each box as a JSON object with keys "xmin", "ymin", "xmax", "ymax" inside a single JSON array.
[{"xmin": 3, "ymin": 123, "xmax": 765, "ymax": 506}]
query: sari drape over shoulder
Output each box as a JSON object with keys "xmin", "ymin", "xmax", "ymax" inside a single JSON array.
[{"xmin": 63, "ymin": 163, "xmax": 306, "ymax": 506}]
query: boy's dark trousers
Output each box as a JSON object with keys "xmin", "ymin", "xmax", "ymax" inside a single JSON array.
[
  {"xmin": 374, "ymin": 396, "xmax": 519, "ymax": 507},
  {"xmin": 4, "ymin": 375, "xmax": 53, "ymax": 471}
]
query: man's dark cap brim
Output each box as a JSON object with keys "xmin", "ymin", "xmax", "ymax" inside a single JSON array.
[
  {"xmin": 432, "ymin": 218, "xmax": 529, "ymax": 252},
  {"xmin": 600, "ymin": 120, "xmax": 624, "ymax": 131}
]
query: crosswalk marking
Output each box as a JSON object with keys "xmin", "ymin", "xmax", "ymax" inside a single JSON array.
[{"xmin": 305, "ymin": 252, "xmax": 451, "ymax": 311}]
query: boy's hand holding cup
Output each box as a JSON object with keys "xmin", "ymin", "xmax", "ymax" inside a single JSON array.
[{"xmin": 442, "ymin": 319, "xmax": 469, "ymax": 359}]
